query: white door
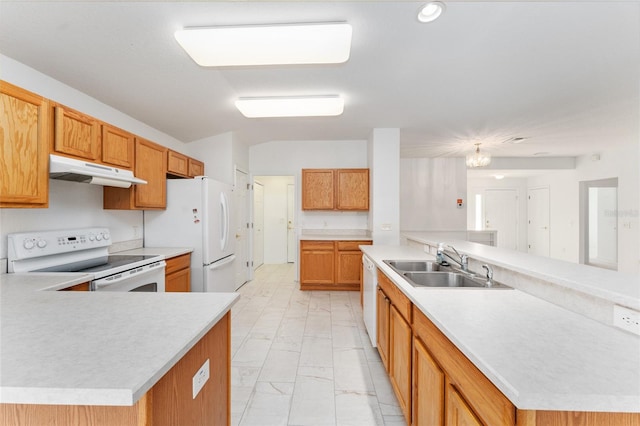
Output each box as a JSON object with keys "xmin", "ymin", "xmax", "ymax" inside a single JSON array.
[
  {"xmin": 253, "ymin": 180, "xmax": 265, "ymax": 270},
  {"xmin": 234, "ymin": 169, "xmax": 249, "ymax": 289},
  {"xmin": 484, "ymin": 189, "xmax": 518, "ymax": 250},
  {"xmin": 527, "ymin": 187, "xmax": 550, "ymax": 257},
  {"xmin": 287, "ymin": 184, "xmax": 295, "ymax": 263}
]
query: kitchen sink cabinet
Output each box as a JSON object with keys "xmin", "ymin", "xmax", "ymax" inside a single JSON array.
[
  {"xmin": 52, "ymin": 104, "xmax": 101, "ymax": 162},
  {"xmin": 300, "ymin": 240, "xmax": 371, "ymax": 290},
  {"xmin": 378, "ymin": 271, "xmax": 412, "ymax": 424},
  {"xmin": 101, "ymin": 124, "xmax": 134, "ymax": 170},
  {"xmin": 413, "ymin": 335, "xmax": 445, "ymax": 426},
  {"xmin": 103, "ymin": 138, "xmax": 167, "ymax": 210},
  {"xmin": 165, "ymin": 253, "xmax": 191, "ymax": 292},
  {"xmin": 301, "ymin": 168, "xmax": 369, "ymax": 211},
  {"xmin": 0, "ymin": 81, "xmax": 50, "ymax": 208},
  {"xmin": 412, "ymin": 305, "xmax": 516, "ymax": 426},
  {"xmin": 377, "ymin": 285, "xmax": 391, "ymax": 371},
  {"xmin": 0, "ymin": 312, "xmax": 231, "ymax": 426}
]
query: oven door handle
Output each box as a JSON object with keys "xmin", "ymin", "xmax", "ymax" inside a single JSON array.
[{"xmin": 91, "ymin": 261, "xmax": 166, "ymax": 290}]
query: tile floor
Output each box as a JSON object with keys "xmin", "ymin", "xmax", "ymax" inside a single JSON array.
[{"xmin": 230, "ymin": 263, "xmax": 406, "ymax": 426}]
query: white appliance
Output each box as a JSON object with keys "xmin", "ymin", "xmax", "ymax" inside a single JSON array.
[
  {"xmin": 362, "ymin": 254, "xmax": 377, "ymax": 347},
  {"xmin": 49, "ymin": 154, "xmax": 147, "ymax": 188},
  {"xmin": 7, "ymin": 228, "xmax": 165, "ymax": 292},
  {"xmin": 144, "ymin": 177, "xmax": 236, "ymax": 293}
]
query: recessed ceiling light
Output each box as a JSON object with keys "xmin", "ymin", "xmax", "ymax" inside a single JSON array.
[
  {"xmin": 175, "ymin": 23, "xmax": 352, "ymax": 67},
  {"xmin": 417, "ymin": 2, "xmax": 445, "ymax": 23},
  {"xmin": 235, "ymin": 96, "xmax": 344, "ymax": 118}
]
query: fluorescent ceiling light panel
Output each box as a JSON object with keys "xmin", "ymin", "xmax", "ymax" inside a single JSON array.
[
  {"xmin": 235, "ymin": 96, "xmax": 344, "ymax": 118},
  {"xmin": 175, "ymin": 23, "xmax": 352, "ymax": 67}
]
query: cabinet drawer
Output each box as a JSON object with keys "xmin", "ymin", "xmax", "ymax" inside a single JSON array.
[
  {"xmin": 300, "ymin": 240, "xmax": 335, "ymax": 251},
  {"xmin": 165, "ymin": 253, "xmax": 191, "ymax": 275},
  {"xmin": 336, "ymin": 240, "xmax": 371, "ymax": 251},
  {"xmin": 413, "ymin": 306, "xmax": 516, "ymax": 426},
  {"xmin": 377, "ymin": 271, "xmax": 412, "ymax": 324}
]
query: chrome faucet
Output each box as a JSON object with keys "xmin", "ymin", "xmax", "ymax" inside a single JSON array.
[
  {"xmin": 436, "ymin": 243, "xmax": 469, "ymax": 272},
  {"xmin": 482, "ymin": 264, "xmax": 493, "ymax": 286}
]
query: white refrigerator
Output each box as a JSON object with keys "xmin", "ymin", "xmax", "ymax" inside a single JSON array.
[{"xmin": 144, "ymin": 177, "xmax": 236, "ymax": 293}]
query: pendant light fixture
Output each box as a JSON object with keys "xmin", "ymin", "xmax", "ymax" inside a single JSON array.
[{"xmin": 466, "ymin": 143, "xmax": 491, "ymax": 168}]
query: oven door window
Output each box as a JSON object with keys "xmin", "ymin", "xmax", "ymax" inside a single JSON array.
[{"xmin": 129, "ymin": 283, "xmax": 157, "ymax": 292}]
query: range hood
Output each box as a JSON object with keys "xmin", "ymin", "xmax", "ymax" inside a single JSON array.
[{"xmin": 49, "ymin": 154, "xmax": 147, "ymax": 188}]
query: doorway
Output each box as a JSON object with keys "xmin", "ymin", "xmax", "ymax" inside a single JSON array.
[
  {"xmin": 234, "ymin": 168, "xmax": 250, "ymax": 289},
  {"xmin": 484, "ymin": 189, "xmax": 519, "ymax": 250},
  {"xmin": 580, "ymin": 178, "xmax": 618, "ymax": 270},
  {"xmin": 527, "ymin": 187, "xmax": 550, "ymax": 257},
  {"xmin": 253, "ymin": 180, "xmax": 264, "ymax": 270},
  {"xmin": 253, "ymin": 176, "xmax": 296, "ymax": 265}
]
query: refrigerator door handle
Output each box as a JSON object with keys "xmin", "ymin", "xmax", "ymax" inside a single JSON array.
[
  {"xmin": 208, "ymin": 255, "xmax": 236, "ymax": 271},
  {"xmin": 220, "ymin": 192, "xmax": 229, "ymax": 251}
]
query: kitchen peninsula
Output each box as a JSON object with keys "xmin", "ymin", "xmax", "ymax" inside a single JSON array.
[
  {"xmin": 361, "ymin": 243, "xmax": 640, "ymax": 425},
  {"xmin": 0, "ymin": 273, "xmax": 238, "ymax": 425}
]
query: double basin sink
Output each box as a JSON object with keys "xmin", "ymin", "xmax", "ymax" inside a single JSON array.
[{"xmin": 383, "ymin": 260, "xmax": 511, "ymax": 289}]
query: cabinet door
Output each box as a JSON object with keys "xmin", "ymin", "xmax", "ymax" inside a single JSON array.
[
  {"xmin": 414, "ymin": 336, "xmax": 445, "ymax": 426},
  {"xmin": 302, "ymin": 169, "xmax": 335, "ymax": 210},
  {"xmin": 446, "ymin": 380, "xmax": 483, "ymax": 426},
  {"xmin": 336, "ymin": 250, "xmax": 363, "ymax": 285},
  {"xmin": 336, "ymin": 169, "xmax": 369, "ymax": 210},
  {"xmin": 377, "ymin": 287, "xmax": 391, "ymax": 371},
  {"xmin": 134, "ymin": 138, "xmax": 167, "ymax": 209},
  {"xmin": 167, "ymin": 150, "xmax": 189, "ymax": 177},
  {"xmin": 166, "ymin": 268, "xmax": 191, "ymax": 292},
  {"xmin": 300, "ymin": 247, "xmax": 335, "ymax": 285},
  {"xmin": 188, "ymin": 158, "xmax": 204, "ymax": 177},
  {"xmin": 0, "ymin": 82, "xmax": 49, "ymax": 208},
  {"xmin": 54, "ymin": 105, "xmax": 101, "ymax": 161},
  {"xmin": 390, "ymin": 305, "xmax": 412, "ymax": 424},
  {"xmin": 102, "ymin": 124, "xmax": 134, "ymax": 169}
]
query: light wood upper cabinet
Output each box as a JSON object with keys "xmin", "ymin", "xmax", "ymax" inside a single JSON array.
[
  {"xmin": 0, "ymin": 81, "xmax": 50, "ymax": 208},
  {"xmin": 188, "ymin": 158, "xmax": 204, "ymax": 177},
  {"xmin": 53, "ymin": 104, "xmax": 101, "ymax": 161},
  {"xmin": 101, "ymin": 124, "xmax": 134, "ymax": 169},
  {"xmin": 167, "ymin": 150, "xmax": 189, "ymax": 177},
  {"xmin": 302, "ymin": 168, "xmax": 369, "ymax": 211},
  {"xmin": 103, "ymin": 138, "xmax": 167, "ymax": 210},
  {"xmin": 336, "ymin": 169, "xmax": 369, "ymax": 210},
  {"xmin": 302, "ymin": 169, "xmax": 335, "ymax": 210}
]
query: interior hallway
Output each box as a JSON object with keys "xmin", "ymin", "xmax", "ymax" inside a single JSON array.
[{"xmin": 230, "ymin": 263, "xmax": 405, "ymax": 426}]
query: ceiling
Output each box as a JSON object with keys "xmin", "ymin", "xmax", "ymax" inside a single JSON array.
[{"xmin": 1, "ymin": 1, "xmax": 638, "ymax": 158}]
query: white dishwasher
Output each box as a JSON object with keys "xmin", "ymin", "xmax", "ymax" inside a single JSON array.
[{"xmin": 362, "ymin": 254, "xmax": 377, "ymax": 347}]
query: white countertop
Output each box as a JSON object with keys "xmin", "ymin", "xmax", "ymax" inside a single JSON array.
[
  {"xmin": 114, "ymin": 247, "xmax": 193, "ymax": 258},
  {"xmin": 0, "ymin": 273, "xmax": 238, "ymax": 406},
  {"xmin": 361, "ymin": 245, "xmax": 640, "ymax": 413},
  {"xmin": 300, "ymin": 229, "xmax": 372, "ymax": 241},
  {"xmin": 403, "ymin": 231, "xmax": 640, "ymax": 310}
]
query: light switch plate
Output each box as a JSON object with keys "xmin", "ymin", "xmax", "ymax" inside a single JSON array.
[{"xmin": 192, "ymin": 359, "xmax": 210, "ymax": 399}]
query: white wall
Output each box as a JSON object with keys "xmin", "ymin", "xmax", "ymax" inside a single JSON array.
[
  {"xmin": 0, "ymin": 180, "xmax": 141, "ymax": 259},
  {"xmin": 254, "ymin": 176, "xmax": 294, "ymax": 264},
  {"xmin": 186, "ymin": 132, "xmax": 234, "ymax": 184},
  {"xmin": 400, "ymin": 157, "xmax": 467, "ymax": 231},
  {"xmin": 527, "ymin": 143, "xmax": 639, "ymax": 273},
  {"xmin": 249, "ymin": 139, "xmax": 369, "ymax": 231},
  {"xmin": 368, "ymin": 128, "xmax": 400, "ymax": 245},
  {"xmin": 467, "ymin": 177, "xmax": 529, "ymax": 252}
]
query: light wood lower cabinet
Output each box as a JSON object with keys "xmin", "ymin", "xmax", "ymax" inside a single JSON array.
[
  {"xmin": 0, "ymin": 81, "xmax": 50, "ymax": 208},
  {"xmin": 0, "ymin": 312, "xmax": 231, "ymax": 426},
  {"xmin": 413, "ymin": 335, "xmax": 445, "ymax": 426},
  {"xmin": 165, "ymin": 253, "xmax": 191, "ymax": 292},
  {"xmin": 58, "ymin": 282, "xmax": 90, "ymax": 292},
  {"xmin": 300, "ymin": 240, "xmax": 372, "ymax": 290},
  {"xmin": 446, "ymin": 380, "xmax": 483, "ymax": 426},
  {"xmin": 377, "ymin": 286, "xmax": 391, "ymax": 371}
]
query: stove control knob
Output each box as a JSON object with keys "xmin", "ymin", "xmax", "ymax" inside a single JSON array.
[
  {"xmin": 89, "ymin": 234, "xmax": 95, "ymax": 241},
  {"xmin": 103, "ymin": 233, "xmax": 110, "ymax": 240},
  {"xmin": 23, "ymin": 239, "xmax": 35, "ymax": 250},
  {"xmin": 37, "ymin": 239, "xmax": 47, "ymax": 248},
  {"xmin": 96, "ymin": 234, "xmax": 103, "ymax": 241}
]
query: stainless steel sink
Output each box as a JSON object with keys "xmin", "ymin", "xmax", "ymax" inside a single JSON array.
[
  {"xmin": 403, "ymin": 271, "xmax": 511, "ymax": 289},
  {"xmin": 383, "ymin": 260, "xmax": 441, "ymax": 272}
]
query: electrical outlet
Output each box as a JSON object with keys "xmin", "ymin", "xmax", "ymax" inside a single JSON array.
[
  {"xmin": 192, "ymin": 359, "xmax": 210, "ymax": 399},
  {"xmin": 613, "ymin": 305, "xmax": 640, "ymax": 336}
]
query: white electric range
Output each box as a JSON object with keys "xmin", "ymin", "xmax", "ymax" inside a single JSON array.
[{"xmin": 7, "ymin": 228, "xmax": 165, "ymax": 292}]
